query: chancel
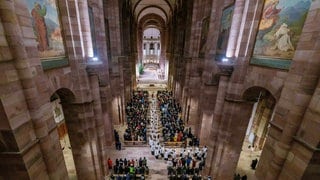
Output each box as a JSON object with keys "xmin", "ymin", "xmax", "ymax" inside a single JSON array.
[{"xmin": 0, "ymin": 0, "xmax": 319, "ymax": 180}]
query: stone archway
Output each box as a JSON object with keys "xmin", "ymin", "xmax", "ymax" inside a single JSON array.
[
  {"xmin": 51, "ymin": 88, "xmax": 101, "ymax": 179},
  {"xmin": 235, "ymin": 86, "xmax": 276, "ymax": 178},
  {"xmin": 50, "ymin": 89, "xmax": 77, "ymax": 179}
]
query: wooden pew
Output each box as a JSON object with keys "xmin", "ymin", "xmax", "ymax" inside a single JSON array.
[
  {"xmin": 164, "ymin": 141, "xmax": 185, "ymax": 147},
  {"xmin": 123, "ymin": 140, "xmax": 148, "ymax": 147}
]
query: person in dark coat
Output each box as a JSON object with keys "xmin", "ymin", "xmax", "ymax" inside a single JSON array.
[
  {"xmin": 241, "ymin": 175, "xmax": 247, "ymax": 180},
  {"xmin": 251, "ymin": 158, "xmax": 258, "ymax": 169}
]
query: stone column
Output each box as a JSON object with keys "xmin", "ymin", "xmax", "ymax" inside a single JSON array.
[
  {"xmin": 62, "ymin": 102, "xmax": 99, "ymax": 180},
  {"xmin": 99, "ymin": 85, "xmax": 114, "ymax": 146},
  {"xmin": 250, "ymin": 98, "xmax": 266, "ymax": 148},
  {"xmin": 213, "ymin": 99, "xmax": 254, "ymax": 179},
  {"xmin": 137, "ymin": 27, "xmax": 143, "ymax": 65},
  {"xmin": 198, "ymin": 84, "xmax": 219, "ymax": 145},
  {"xmin": 160, "ymin": 29, "xmax": 167, "ymax": 71},
  {"xmin": 204, "ymin": 75, "xmax": 229, "ymax": 175},
  {"xmin": 89, "ymin": 74, "xmax": 107, "ymax": 177},
  {"xmin": 183, "ymin": 59, "xmax": 202, "ymax": 136},
  {"xmin": 226, "ymin": 0, "xmax": 245, "ymax": 58},
  {"xmin": 254, "ymin": 100, "xmax": 273, "ymax": 150},
  {"xmin": 77, "ymin": 0, "xmax": 94, "ymax": 57},
  {"xmin": 0, "ymin": 1, "xmax": 67, "ymax": 179}
]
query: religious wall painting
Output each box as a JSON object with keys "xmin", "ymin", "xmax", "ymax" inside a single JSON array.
[
  {"xmin": 216, "ymin": 4, "xmax": 234, "ymax": 61},
  {"xmin": 199, "ymin": 17, "xmax": 210, "ymax": 58},
  {"xmin": 27, "ymin": 0, "xmax": 67, "ymax": 69},
  {"xmin": 51, "ymin": 98, "xmax": 64, "ymax": 123},
  {"xmin": 251, "ymin": 0, "xmax": 312, "ymax": 69},
  {"xmin": 89, "ymin": 6, "xmax": 97, "ymax": 57}
]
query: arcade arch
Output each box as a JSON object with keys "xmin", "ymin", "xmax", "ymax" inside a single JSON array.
[{"xmin": 235, "ymin": 86, "xmax": 276, "ymax": 176}]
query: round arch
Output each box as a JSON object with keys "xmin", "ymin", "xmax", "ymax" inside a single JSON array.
[
  {"xmin": 51, "ymin": 88, "xmax": 76, "ymax": 103},
  {"xmin": 241, "ymin": 83, "xmax": 281, "ymax": 102},
  {"xmin": 139, "ymin": 13, "xmax": 166, "ymax": 30},
  {"xmin": 137, "ymin": 5, "xmax": 169, "ymax": 23},
  {"xmin": 133, "ymin": 0, "xmax": 173, "ymax": 16},
  {"xmin": 242, "ymin": 86, "xmax": 276, "ymax": 103}
]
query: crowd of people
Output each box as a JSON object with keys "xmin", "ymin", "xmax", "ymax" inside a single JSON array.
[
  {"xmin": 108, "ymin": 157, "xmax": 149, "ymax": 179},
  {"xmin": 124, "ymin": 91, "xmax": 149, "ymax": 142},
  {"xmin": 110, "ymin": 90, "xmax": 209, "ymax": 179},
  {"xmin": 148, "ymin": 90, "xmax": 208, "ymax": 179},
  {"xmin": 157, "ymin": 91, "xmax": 188, "ymax": 142}
]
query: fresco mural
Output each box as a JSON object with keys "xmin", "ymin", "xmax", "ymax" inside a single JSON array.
[
  {"xmin": 199, "ymin": 17, "xmax": 210, "ymax": 58},
  {"xmin": 27, "ymin": 0, "xmax": 65, "ymax": 59},
  {"xmin": 251, "ymin": 0, "xmax": 312, "ymax": 69},
  {"xmin": 216, "ymin": 4, "xmax": 234, "ymax": 61}
]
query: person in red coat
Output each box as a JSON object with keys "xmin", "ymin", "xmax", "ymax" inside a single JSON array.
[{"xmin": 107, "ymin": 158, "xmax": 112, "ymax": 169}]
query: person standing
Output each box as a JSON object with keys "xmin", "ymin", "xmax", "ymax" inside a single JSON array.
[
  {"xmin": 251, "ymin": 158, "xmax": 258, "ymax": 170},
  {"xmin": 108, "ymin": 158, "xmax": 113, "ymax": 170},
  {"xmin": 241, "ymin": 175, "xmax": 247, "ymax": 180},
  {"xmin": 118, "ymin": 141, "xmax": 122, "ymax": 150}
]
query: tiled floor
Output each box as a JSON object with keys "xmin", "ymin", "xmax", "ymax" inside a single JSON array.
[
  {"xmin": 235, "ymin": 138, "xmax": 261, "ymax": 179},
  {"xmin": 60, "ymin": 135, "xmax": 77, "ymax": 179},
  {"xmin": 137, "ymin": 67, "xmax": 167, "ymax": 85}
]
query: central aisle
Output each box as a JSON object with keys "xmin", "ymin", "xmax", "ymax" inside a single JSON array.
[
  {"xmin": 108, "ymin": 89, "xmax": 210, "ymax": 180},
  {"xmin": 107, "ymin": 90, "xmax": 168, "ymax": 180}
]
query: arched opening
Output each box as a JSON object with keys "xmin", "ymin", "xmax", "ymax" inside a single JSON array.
[
  {"xmin": 137, "ymin": 27, "xmax": 167, "ymax": 85},
  {"xmin": 235, "ymin": 86, "xmax": 276, "ymax": 178},
  {"xmin": 135, "ymin": 11, "xmax": 168, "ymax": 88},
  {"xmin": 50, "ymin": 88, "xmax": 77, "ymax": 179}
]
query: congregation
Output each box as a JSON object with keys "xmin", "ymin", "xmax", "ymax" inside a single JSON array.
[
  {"xmin": 149, "ymin": 91, "xmax": 209, "ymax": 179},
  {"xmin": 157, "ymin": 91, "xmax": 186, "ymax": 142},
  {"xmin": 124, "ymin": 91, "xmax": 149, "ymax": 142},
  {"xmin": 108, "ymin": 157, "xmax": 149, "ymax": 180},
  {"xmin": 111, "ymin": 90, "xmax": 209, "ymax": 179}
]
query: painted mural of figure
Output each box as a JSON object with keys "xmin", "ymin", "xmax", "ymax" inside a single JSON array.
[
  {"xmin": 199, "ymin": 18, "xmax": 209, "ymax": 57},
  {"xmin": 31, "ymin": 2, "xmax": 49, "ymax": 51},
  {"xmin": 259, "ymin": 0, "xmax": 281, "ymax": 31},
  {"xmin": 272, "ymin": 23, "xmax": 294, "ymax": 51},
  {"xmin": 217, "ymin": 28, "xmax": 229, "ymax": 49}
]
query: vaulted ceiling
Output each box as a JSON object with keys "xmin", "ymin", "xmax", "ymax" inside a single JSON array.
[{"xmin": 132, "ymin": 0, "xmax": 176, "ymax": 29}]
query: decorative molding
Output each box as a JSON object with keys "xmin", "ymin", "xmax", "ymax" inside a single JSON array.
[
  {"xmin": 293, "ymin": 136, "xmax": 320, "ymax": 152},
  {"xmin": 86, "ymin": 61, "xmax": 103, "ymax": 75},
  {"xmin": 224, "ymin": 96, "xmax": 255, "ymax": 104},
  {"xmin": 0, "ymin": 139, "xmax": 39, "ymax": 155},
  {"xmin": 41, "ymin": 57, "xmax": 69, "ymax": 70},
  {"xmin": 269, "ymin": 121, "xmax": 284, "ymax": 131},
  {"xmin": 62, "ymin": 100, "xmax": 94, "ymax": 105},
  {"xmin": 216, "ymin": 62, "xmax": 234, "ymax": 76}
]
